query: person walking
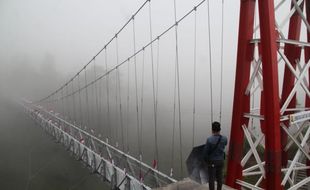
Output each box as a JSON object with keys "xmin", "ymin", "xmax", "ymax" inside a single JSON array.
[{"xmin": 203, "ymin": 121, "xmax": 227, "ymax": 190}]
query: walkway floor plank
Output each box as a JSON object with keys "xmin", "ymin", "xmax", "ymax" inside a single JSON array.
[{"xmin": 154, "ymin": 178, "xmax": 235, "ymax": 190}]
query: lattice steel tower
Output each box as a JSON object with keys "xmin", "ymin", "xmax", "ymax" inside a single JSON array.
[{"xmin": 226, "ymin": 0, "xmax": 310, "ymax": 189}]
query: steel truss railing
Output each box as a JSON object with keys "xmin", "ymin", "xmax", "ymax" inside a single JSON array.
[{"xmin": 22, "ymin": 102, "xmax": 176, "ymax": 190}]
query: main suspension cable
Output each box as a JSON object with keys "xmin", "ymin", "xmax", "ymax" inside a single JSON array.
[
  {"xmin": 40, "ymin": 0, "xmax": 207, "ymax": 106},
  {"xmin": 42, "ymin": 0, "xmax": 207, "ymax": 106},
  {"xmin": 36, "ymin": 0, "xmax": 150, "ymax": 104}
]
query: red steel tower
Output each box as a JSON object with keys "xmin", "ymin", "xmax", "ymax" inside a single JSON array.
[{"xmin": 226, "ymin": 0, "xmax": 310, "ymax": 189}]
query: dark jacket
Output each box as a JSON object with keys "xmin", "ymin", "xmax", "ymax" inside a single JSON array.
[{"xmin": 203, "ymin": 134, "xmax": 227, "ymax": 161}]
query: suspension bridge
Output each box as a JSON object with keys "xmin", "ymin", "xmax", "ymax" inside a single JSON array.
[{"xmin": 19, "ymin": 0, "xmax": 310, "ymax": 189}]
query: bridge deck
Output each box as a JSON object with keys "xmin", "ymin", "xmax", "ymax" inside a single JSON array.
[
  {"xmin": 22, "ymin": 102, "xmax": 176, "ymax": 190},
  {"xmin": 154, "ymin": 178, "xmax": 235, "ymax": 190},
  {"xmin": 22, "ymin": 101, "xmax": 235, "ymax": 190}
]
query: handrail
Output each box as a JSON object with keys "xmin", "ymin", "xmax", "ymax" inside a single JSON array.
[{"xmin": 33, "ymin": 104, "xmax": 177, "ymax": 183}]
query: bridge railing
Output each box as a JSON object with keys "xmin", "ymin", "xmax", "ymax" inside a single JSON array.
[{"xmin": 22, "ymin": 102, "xmax": 177, "ymax": 189}]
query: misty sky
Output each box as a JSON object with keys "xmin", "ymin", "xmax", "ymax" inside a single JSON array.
[
  {"xmin": 0, "ymin": 0, "xmax": 238, "ymax": 96},
  {"xmin": 2, "ymin": 0, "xmax": 310, "ymax": 183},
  {"xmin": 0, "ymin": 0, "xmax": 302, "ymax": 143}
]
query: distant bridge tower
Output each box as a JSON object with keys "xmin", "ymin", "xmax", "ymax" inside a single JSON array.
[{"xmin": 226, "ymin": 0, "xmax": 310, "ymax": 189}]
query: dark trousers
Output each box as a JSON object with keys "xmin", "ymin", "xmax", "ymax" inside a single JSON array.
[{"xmin": 207, "ymin": 160, "xmax": 224, "ymax": 190}]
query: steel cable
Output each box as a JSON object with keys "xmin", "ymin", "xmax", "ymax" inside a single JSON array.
[
  {"xmin": 132, "ymin": 17, "xmax": 140, "ymax": 158},
  {"xmin": 148, "ymin": 0, "xmax": 159, "ymax": 168},
  {"xmin": 71, "ymin": 81, "xmax": 77, "ymax": 124},
  {"xmin": 170, "ymin": 64, "xmax": 176, "ymax": 177},
  {"xmin": 207, "ymin": 0, "xmax": 214, "ymax": 122},
  {"xmin": 192, "ymin": 8, "xmax": 197, "ymax": 148},
  {"xmin": 84, "ymin": 69, "xmax": 90, "ymax": 129},
  {"xmin": 104, "ymin": 48, "xmax": 111, "ymax": 140},
  {"xmin": 40, "ymin": 0, "xmax": 211, "ymax": 178},
  {"xmin": 78, "ymin": 74, "xmax": 84, "ymax": 128},
  {"xmin": 66, "ymin": 85, "xmax": 71, "ymax": 121},
  {"xmin": 61, "ymin": 89, "xmax": 65, "ymax": 116},
  {"xmin": 116, "ymin": 36, "xmax": 125, "ymax": 151},
  {"xmin": 98, "ymin": 66, "xmax": 103, "ymax": 136},
  {"xmin": 40, "ymin": 0, "xmax": 207, "ymax": 105},
  {"xmin": 36, "ymin": 0, "xmax": 150, "ymax": 104},
  {"xmin": 114, "ymin": 64, "xmax": 119, "ymax": 146},
  {"xmin": 93, "ymin": 58, "xmax": 100, "ymax": 132},
  {"xmin": 126, "ymin": 61, "xmax": 130, "ymax": 153},
  {"xmin": 173, "ymin": 0, "xmax": 184, "ymax": 177},
  {"xmin": 219, "ymin": 0, "xmax": 224, "ymax": 123},
  {"xmin": 139, "ymin": 49, "xmax": 145, "ymax": 160}
]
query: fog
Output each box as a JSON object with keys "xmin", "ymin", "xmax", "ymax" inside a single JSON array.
[
  {"xmin": 0, "ymin": 0, "xmax": 299, "ymax": 187},
  {"xmin": 0, "ymin": 0, "xmax": 241, "ymax": 135}
]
